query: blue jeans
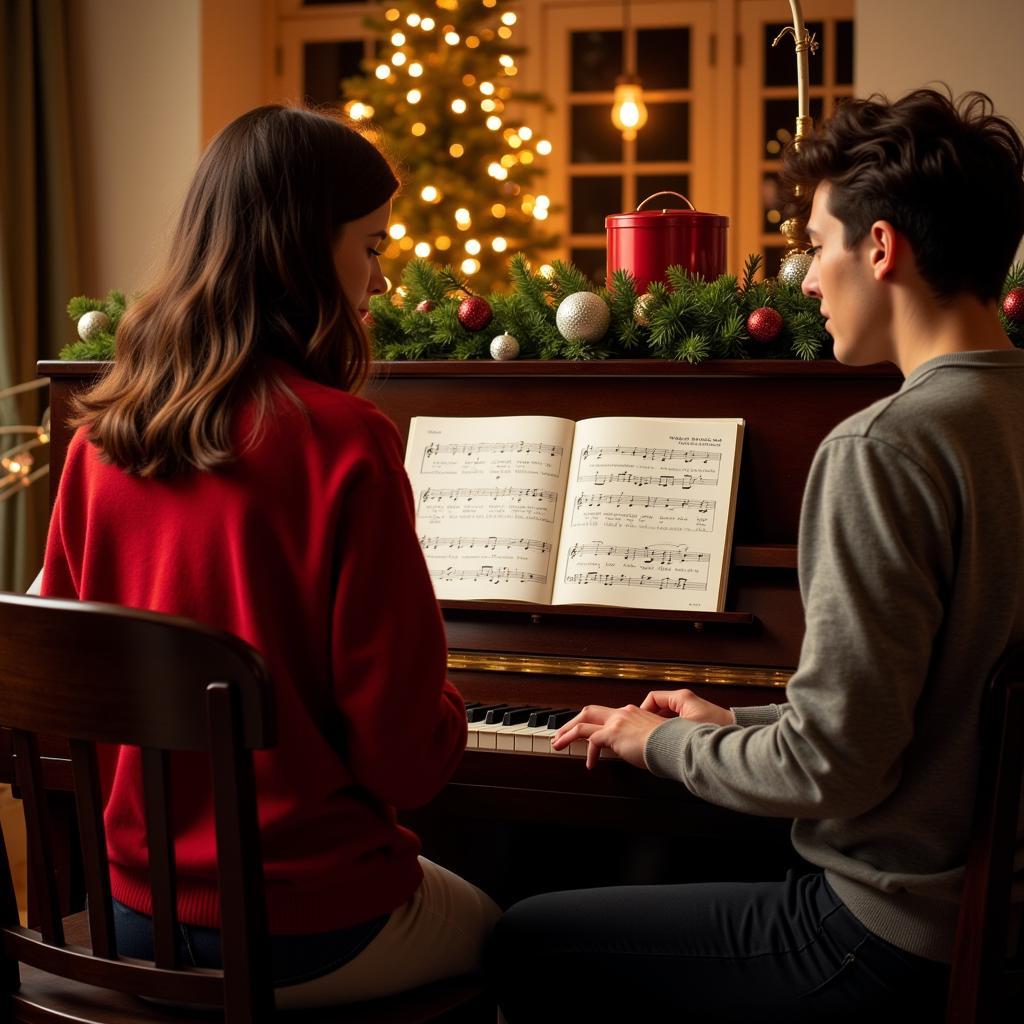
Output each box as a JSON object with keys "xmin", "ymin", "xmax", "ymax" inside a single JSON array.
[
  {"xmin": 112, "ymin": 900, "xmax": 388, "ymax": 987},
  {"xmin": 485, "ymin": 872, "xmax": 950, "ymax": 1023}
]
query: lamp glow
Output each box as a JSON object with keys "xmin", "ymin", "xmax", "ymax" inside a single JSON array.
[{"xmin": 611, "ymin": 77, "xmax": 648, "ymax": 140}]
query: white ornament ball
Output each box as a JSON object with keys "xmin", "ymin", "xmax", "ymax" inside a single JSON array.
[
  {"xmin": 77, "ymin": 310, "xmax": 111, "ymax": 341},
  {"xmin": 778, "ymin": 251, "xmax": 814, "ymax": 288},
  {"xmin": 634, "ymin": 293, "xmax": 657, "ymax": 326},
  {"xmin": 489, "ymin": 333, "xmax": 520, "ymax": 360},
  {"xmin": 555, "ymin": 291, "xmax": 611, "ymax": 343}
]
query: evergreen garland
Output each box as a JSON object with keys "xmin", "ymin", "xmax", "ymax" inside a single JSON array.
[{"xmin": 59, "ymin": 259, "xmax": 1024, "ymax": 363}]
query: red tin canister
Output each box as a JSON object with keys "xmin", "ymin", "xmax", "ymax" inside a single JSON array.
[{"xmin": 606, "ymin": 192, "xmax": 729, "ymax": 292}]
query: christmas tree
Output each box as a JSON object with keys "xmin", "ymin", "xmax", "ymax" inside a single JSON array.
[{"xmin": 342, "ymin": 0, "xmax": 557, "ymax": 292}]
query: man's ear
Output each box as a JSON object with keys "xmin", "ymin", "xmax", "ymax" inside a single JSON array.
[{"xmin": 868, "ymin": 220, "xmax": 900, "ymax": 281}]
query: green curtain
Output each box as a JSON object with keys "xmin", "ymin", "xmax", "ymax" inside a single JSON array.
[{"xmin": 0, "ymin": 0, "xmax": 79, "ymax": 591}]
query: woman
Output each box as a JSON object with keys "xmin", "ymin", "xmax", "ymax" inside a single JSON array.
[{"xmin": 41, "ymin": 104, "xmax": 499, "ymax": 1008}]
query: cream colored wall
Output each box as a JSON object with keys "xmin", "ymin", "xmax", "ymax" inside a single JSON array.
[
  {"xmin": 68, "ymin": 0, "xmax": 201, "ymax": 298},
  {"xmin": 855, "ymin": 0, "xmax": 1024, "ymax": 261}
]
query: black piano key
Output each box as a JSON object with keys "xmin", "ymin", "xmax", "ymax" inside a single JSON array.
[
  {"xmin": 528, "ymin": 707, "xmax": 570, "ymax": 728},
  {"xmin": 500, "ymin": 706, "xmax": 552, "ymax": 727},
  {"xmin": 467, "ymin": 703, "xmax": 510, "ymax": 723},
  {"xmin": 484, "ymin": 704, "xmax": 530, "ymax": 725},
  {"xmin": 546, "ymin": 709, "xmax": 580, "ymax": 729}
]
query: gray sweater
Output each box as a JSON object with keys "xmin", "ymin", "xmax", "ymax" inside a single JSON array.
[{"xmin": 646, "ymin": 349, "xmax": 1024, "ymax": 963}]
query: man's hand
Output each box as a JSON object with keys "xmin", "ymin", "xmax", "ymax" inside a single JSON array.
[
  {"xmin": 552, "ymin": 704, "xmax": 668, "ymax": 770},
  {"xmin": 640, "ymin": 688, "xmax": 735, "ymax": 726}
]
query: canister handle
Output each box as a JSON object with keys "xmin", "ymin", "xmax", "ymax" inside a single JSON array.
[{"xmin": 636, "ymin": 191, "xmax": 696, "ymax": 213}]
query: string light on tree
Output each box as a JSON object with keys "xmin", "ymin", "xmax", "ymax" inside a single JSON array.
[{"xmin": 340, "ymin": 0, "xmax": 557, "ymax": 291}]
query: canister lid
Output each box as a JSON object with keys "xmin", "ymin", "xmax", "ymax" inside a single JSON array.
[{"xmin": 606, "ymin": 191, "xmax": 729, "ymax": 228}]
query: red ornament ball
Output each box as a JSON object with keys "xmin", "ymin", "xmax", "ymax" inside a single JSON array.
[
  {"xmin": 747, "ymin": 306, "xmax": 783, "ymax": 343},
  {"xmin": 457, "ymin": 296, "xmax": 493, "ymax": 332},
  {"xmin": 415, "ymin": 300, "xmax": 436, "ymax": 313},
  {"xmin": 1002, "ymin": 287, "xmax": 1024, "ymax": 325}
]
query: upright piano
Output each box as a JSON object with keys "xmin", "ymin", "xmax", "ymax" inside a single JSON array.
[{"xmin": 36, "ymin": 357, "xmax": 900, "ymax": 907}]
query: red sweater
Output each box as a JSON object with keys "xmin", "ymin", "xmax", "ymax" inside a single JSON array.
[{"xmin": 42, "ymin": 360, "xmax": 467, "ymax": 934}]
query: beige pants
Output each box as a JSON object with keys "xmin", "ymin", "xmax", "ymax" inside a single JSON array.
[{"xmin": 274, "ymin": 857, "xmax": 501, "ymax": 1010}]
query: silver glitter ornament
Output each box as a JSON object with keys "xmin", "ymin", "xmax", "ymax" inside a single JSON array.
[
  {"xmin": 555, "ymin": 291, "xmax": 610, "ymax": 343},
  {"xmin": 778, "ymin": 251, "xmax": 813, "ymax": 288},
  {"xmin": 77, "ymin": 310, "xmax": 111, "ymax": 340},
  {"xmin": 489, "ymin": 333, "xmax": 520, "ymax": 360}
]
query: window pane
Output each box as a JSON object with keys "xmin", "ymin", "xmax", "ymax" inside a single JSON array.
[
  {"xmin": 572, "ymin": 31, "xmax": 622, "ymax": 92},
  {"xmin": 762, "ymin": 244, "xmax": 787, "ymax": 279},
  {"xmin": 762, "ymin": 173, "xmax": 784, "ymax": 233},
  {"xmin": 571, "ymin": 177, "xmax": 623, "ymax": 234},
  {"xmin": 304, "ymin": 41, "xmax": 365, "ymax": 106},
  {"xmin": 572, "ymin": 104, "xmax": 623, "ymax": 164},
  {"xmin": 635, "ymin": 175, "xmax": 692, "ymax": 212},
  {"xmin": 635, "ymin": 102, "xmax": 689, "ymax": 162},
  {"xmin": 835, "ymin": 21, "xmax": 854, "ymax": 85},
  {"xmin": 763, "ymin": 21, "xmax": 824, "ymax": 87},
  {"xmin": 762, "ymin": 96, "xmax": 823, "ymax": 157},
  {"xmin": 570, "ymin": 248, "xmax": 608, "ymax": 285},
  {"xmin": 636, "ymin": 28, "xmax": 690, "ymax": 89}
]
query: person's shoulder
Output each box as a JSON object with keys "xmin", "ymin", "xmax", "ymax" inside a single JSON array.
[{"xmin": 270, "ymin": 361, "xmax": 402, "ymax": 456}]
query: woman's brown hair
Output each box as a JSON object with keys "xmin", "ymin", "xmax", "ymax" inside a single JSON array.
[{"xmin": 73, "ymin": 105, "xmax": 399, "ymax": 477}]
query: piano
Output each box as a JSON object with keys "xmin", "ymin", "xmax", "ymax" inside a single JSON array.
[{"xmin": 29, "ymin": 357, "xmax": 900, "ymax": 908}]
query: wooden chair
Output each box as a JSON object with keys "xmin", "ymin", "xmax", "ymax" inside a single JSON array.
[
  {"xmin": 0, "ymin": 593, "xmax": 489, "ymax": 1023},
  {"xmin": 947, "ymin": 644, "xmax": 1024, "ymax": 1023}
]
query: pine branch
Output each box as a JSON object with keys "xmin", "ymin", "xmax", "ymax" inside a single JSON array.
[{"xmin": 741, "ymin": 253, "xmax": 763, "ymax": 291}]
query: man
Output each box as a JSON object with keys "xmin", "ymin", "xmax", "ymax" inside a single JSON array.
[{"xmin": 486, "ymin": 89, "xmax": 1024, "ymax": 1022}]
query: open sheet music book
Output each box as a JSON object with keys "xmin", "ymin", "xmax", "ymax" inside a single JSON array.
[{"xmin": 404, "ymin": 415, "xmax": 745, "ymax": 613}]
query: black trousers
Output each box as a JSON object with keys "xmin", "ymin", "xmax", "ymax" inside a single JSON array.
[{"xmin": 485, "ymin": 872, "xmax": 950, "ymax": 1023}]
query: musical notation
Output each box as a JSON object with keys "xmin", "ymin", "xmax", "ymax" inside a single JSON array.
[
  {"xmin": 563, "ymin": 572, "xmax": 708, "ymax": 591},
  {"xmin": 567, "ymin": 542, "xmax": 710, "ymax": 566},
  {"xmin": 424, "ymin": 441, "xmax": 564, "ymax": 458},
  {"xmin": 430, "ymin": 565, "xmax": 548, "ymax": 585},
  {"xmin": 580, "ymin": 444, "xmax": 721, "ymax": 465},
  {"xmin": 420, "ymin": 486, "xmax": 558, "ymax": 508},
  {"xmin": 574, "ymin": 492, "xmax": 715, "ymax": 513},
  {"xmin": 420, "ymin": 535, "xmax": 552, "ymax": 554},
  {"xmin": 576, "ymin": 469, "xmax": 718, "ymax": 489}
]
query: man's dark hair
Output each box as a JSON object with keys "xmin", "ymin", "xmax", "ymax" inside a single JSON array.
[{"xmin": 781, "ymin": 88, "xmax": 1024, "ymax": 302}]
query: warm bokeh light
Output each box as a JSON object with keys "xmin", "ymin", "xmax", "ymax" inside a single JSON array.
[
  {"xmin": 411, "ymin": 122, "xmax": 427, "ymax": 136},
  {"xmin": 408, "ymin": 62, "xmax": 424, "ymax": 77},
  {"xmin": 518, "ymin": 126, "xmax": 533, "ymax": 140},
  {"xmin": 536, "ymin": 139, "xmax": 553, "ymax": 155},
  {"xmin": 389, "ymin": 224, "xmax": 407, "ymax": 239},
  {"xmin": 399, "ymin": 236, "xmax": 414, "ymax": 251},
  {"xmin": 491, "ymin": 203, "xmax": 506, "ymax": 218},
  {"xmin": 435, "ymin": 235, "xmax": 452, "ymax": 250},
  {"xmin": 479, "ymin": 81, "xmax": 495, "ymax": 96},
  {"xmin": 414, "ymin": 242, "xmax": 432, "ymax": 257},
  {"xmin": 539, "ymin": 264, "xmax": 554, "ymax": 279},
  {"xmin": 421, "ymin": 17, "xmax": 435, "ymax": 30},
  {"xmin": 533, "ymin": 207, "xmax": 549, "ymax": 221},
  {"xmin": 391, "ymin": 52, "xmax": 407, "ymax": 66},
  {"xmin": 481, "ymin": 98, "xmax": 497, "ymax": 112},
  {"xmin": 462, "ymin": 74, "xmax": 476, "ymax": 86},
  {"xmin": 501, "ymin": 12, "xmax": 517, "ymax": 25},
  {"xmin": 465, "ymin": 238, "xmax": 482, "ymax": 255},
  {"xmin": 455, "ymin": 208, "xmax": 472, "ymax": 225},
  {"xmin": 407, "ymin": 13, "xmax": 421, "ymax": 26},
  {"xmin": 391, "ymin": 32, "xmax": 406, "ymax": 45},
  {"xmin": 497, "ymin": 26, "xmax": 512, "ymax": 39},
  {"xmin": 499, "ymin": 55, "xmax": 514, "ymax": 67},
  {"xmin": 385, "ymin": 7, "xmax": 400, "ymax": 20},
  {"xmin": 486, "ymin": 115, "xmax": 502, "ymax": 131},
  {"xmin": 375, "ymin": 64, "xmax": 391, "ymax": 80},
  {"xmin": 449, "ymin": 143, "xmax": 465, "ymax": 157},
  {"xmin": 421, "ymin": 185, "xmax": 440, "ymax": 202},
  {"xmin": 406, "ymin": 89, "xmax": 422, "ymax": 103},
  {"xmin": 461, "ymin": 258, "xmax": 481, "ymax": 274},
  {"xmin": 466, "ymin": 36, "xmax": 480, "ymax": 48},
  {"xmin": 492, "ymin": 236, "xmax": 508, "ymax": 252},
  {"xmin": 444, "ymin": 30, "xmax": 460, "ymax": 45},
  {"xmin": 451, "ymin": 98, "xmax": 467, "ymax": 114},
  {"xmin": 519, "ymin": 150, "xmax": 534, "ymax": 164}
]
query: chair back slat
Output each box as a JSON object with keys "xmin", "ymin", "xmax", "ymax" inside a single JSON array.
[
  {"xmin": 142, "ymin": 747, "xmax": 180, "ymax": 969},
  {"xmin": 0, "ymin": 594, "xmax": 274, "ymax": 751},
  {"xmin": 0, "ymin": 808, "xmax": 21, "ymax": 994},
  {"xmin": 948, "ymin": 648, "xmax": 1024, "ymax": 1023},
  {"xmin": 208, "ymin": 682, "xmax": 274, "ymax": 1022},
  {"xmin": 69, "ymin": 739, "xmax": 116, "ymax": 959},
  {"xmin": 12, "ymin": 730, "xmax": 64, "ymax": 947}
]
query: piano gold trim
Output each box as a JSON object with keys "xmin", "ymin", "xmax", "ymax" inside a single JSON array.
[{"xmin": 447, "ymin": 651, "xmax": 791, "ymax": 689}]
